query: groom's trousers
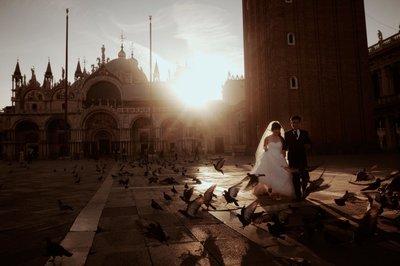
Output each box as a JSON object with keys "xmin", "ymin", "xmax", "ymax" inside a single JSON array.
[{"xmin": 292, "ymin": 170, "xmax": 310, "ymax": 200}]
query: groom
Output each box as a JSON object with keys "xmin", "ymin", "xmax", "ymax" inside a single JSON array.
[{"xmin": 284, "ymin": 115, "xmax": 311, "ymax": 200}]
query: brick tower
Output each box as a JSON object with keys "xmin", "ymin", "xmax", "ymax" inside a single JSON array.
[{"xmin": 243, "ymin": 0, "xmax": 375, "ymax": 153}]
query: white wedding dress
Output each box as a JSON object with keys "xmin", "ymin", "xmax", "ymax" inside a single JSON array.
[{"xmin": 251, "ymin": 141, "xmax": 295, "ymax": 198}]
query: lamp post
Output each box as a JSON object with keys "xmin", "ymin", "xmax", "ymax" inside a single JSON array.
[
  {"xmin": 148, "ymin": 15, "xmax": 154, "ymax": 159},
  {"xmin": 64, "ymin": 8, "xmax": 69, "ymax": 156}
]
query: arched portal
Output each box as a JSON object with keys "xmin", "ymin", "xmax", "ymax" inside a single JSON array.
[
  {"xmin": 83, "ymin": 112, "xmax": 118, "ymax": 158},
  {"xmin": 160, "ymin": 118, "xmax": 183, "ymax": 156},
  {"xmin": 15, "ymin": 120, "xmax": 40, "ymax": 159},
  {"xmin": 92, "ymin": 130, "xmax": 112, "ymax": 156},
  {"xmin": 131, "ymin": 117, "xmax": 152, "ymax": 155},
  {"xmin": 47, "ymin": 118, "xmax": 70, "ymax": 158}
]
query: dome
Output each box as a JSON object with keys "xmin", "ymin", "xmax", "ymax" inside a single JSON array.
[
  {"xmin": 105, "ymin": 57, "xmax": 148, "ymax": 84},
  {"xmin": 118, "ymin": 45, "xmax": 126, "ymax": 59}
]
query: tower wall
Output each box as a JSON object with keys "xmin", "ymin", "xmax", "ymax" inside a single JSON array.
[{"xmin": 243, "ymin": 0, "xmax": 376, "ymax": 153}]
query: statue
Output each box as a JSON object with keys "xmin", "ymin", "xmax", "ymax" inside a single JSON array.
[
  {"xmin": 101, "ymin": 45, "xmax": 105, "ymax": 64},
  {"xmin": 377, "ymin": 30, "xmax": 383, "ymax": 42},
  {"xmin": 62, "ymin": 67, "xmax": 65, "ymax": 79}
]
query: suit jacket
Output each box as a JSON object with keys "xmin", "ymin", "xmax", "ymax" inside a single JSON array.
[{"xmin": 284, "ymin": 129, "xmax": 311, "ymax": 168}]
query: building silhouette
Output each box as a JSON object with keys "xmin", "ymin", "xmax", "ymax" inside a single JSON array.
[
  {"xmin": 243, "ymin": 0, "xmax": 376, "ymax": 153},
  {"xmin": 0, "ymin": 45, "xmax": 232, "ymax": 159},
  {"xmin": 369, "ymin": 31, "xmax": 400, "ymax": 151}
]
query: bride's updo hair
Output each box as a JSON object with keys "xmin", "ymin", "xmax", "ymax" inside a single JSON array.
[{"xmin": 271, "ymin": 122, "xmax": 281, "ymax": 131}]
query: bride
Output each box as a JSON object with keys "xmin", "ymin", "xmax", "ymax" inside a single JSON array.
[{"xmin": 250, "ymin": 121, "xmax": 295, "ymax": 198}]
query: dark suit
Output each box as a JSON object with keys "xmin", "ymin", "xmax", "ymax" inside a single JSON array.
[{"xmin": 284, "ymin": 129, "xmax": 311, "ymax": 199}]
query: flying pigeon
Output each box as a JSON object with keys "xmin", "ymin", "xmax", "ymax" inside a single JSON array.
[
  {"xmin": 236, "ymin": 200, "xmax": 260, "ymax": 228},
  {"xmin": 223, "ymin": 183, "xmax": 241, "ymax": 206},
  {"xmin": 179, "ymin": 195, "xmax": 204, "ymax": 218},
  {"xmin": 213, "ymin": 158, "xmax": 225, "ymax": 175}
]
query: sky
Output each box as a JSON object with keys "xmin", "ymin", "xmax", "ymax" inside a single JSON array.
[{"xmin": 0, "ymin": 0, "xmax": 399, "ymax": 109}]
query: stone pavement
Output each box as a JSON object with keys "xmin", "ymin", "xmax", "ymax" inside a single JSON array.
[{"xmin": 1, "ymin": 152, "xmax": 400, "ymax": 265}]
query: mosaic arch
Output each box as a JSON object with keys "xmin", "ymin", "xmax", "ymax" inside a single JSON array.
[
  {"xmin": 85, "ymin": 81, "xmax": 122, "ymax": 108},
  {"xmin": 14, "ymin": 120, "xmax": 40, "ymax": 158},
  {"xmin": 83, "ymin": 112, "xmax": 118, "ymax": 156},
  {"xmin": 131, "ymin": 116, "xmax": 152, "ymax": 155}
]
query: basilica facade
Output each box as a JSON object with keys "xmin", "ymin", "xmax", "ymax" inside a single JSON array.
[{"xmin": 0, "ymin": 45, "xmax": 234, "ymax": 160}]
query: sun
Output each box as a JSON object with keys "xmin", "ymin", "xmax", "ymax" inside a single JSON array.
[{"xmin": 171, "ymin": 52, "xmax": 229, "ymax": 107}]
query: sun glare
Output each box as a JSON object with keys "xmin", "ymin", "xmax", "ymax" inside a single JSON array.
[{"xmin": 172, "ymin": 52, "xmax": 229, "ymax": 107}]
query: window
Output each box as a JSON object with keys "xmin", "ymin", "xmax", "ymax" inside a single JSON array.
[
  {"xmin": 287, "ymin": 33, "xmax": 295, "ymax": 45},
  {"xmin": 290, "ymin": 76, "xmax": 298, "ymax": 89},
  {"xmin": 32, "ymin": 103, "xmax": 37, "ymax": 112}
]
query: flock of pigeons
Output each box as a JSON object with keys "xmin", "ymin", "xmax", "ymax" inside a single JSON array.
[{"xmin": 44, "ymin": 157, "xmax": 400, "ymax": 264}]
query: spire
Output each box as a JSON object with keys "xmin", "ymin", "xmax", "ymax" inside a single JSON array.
[
  {"xmin": 13, "ymin": 59, "xmax": 23, "ymax": 89},
  {"xmin": 83, "ymin": 57, "xmax": 87, "ymax": 74},
  {"xmin": 43, "ymin": 59, "xmax": 53, "ymax": 88},
  {"xmin": 118, "ymin": 32, "xmax": 126, "ymax": 59},
  {"xmin": 44, "ymin": 59, "xmax": 53, "ymax": 77},
  {"xmin": 13, "ymin": 60, "xmax": 22, "ymax": 77},
  {"xmin": 75, "ymin": 59, "xmax": 83, "ymax": 80},
  {"xmin": 153, "ymin": 61, "xmax": 160, "ymax": 82}
]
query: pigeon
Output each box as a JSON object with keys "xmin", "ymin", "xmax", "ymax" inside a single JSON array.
[
  {"xmin": 192, "ymin": 176, "xmax": 202, "ymax": 184},
  {"xmin": 151, "ymin": 199, "xmax": 164, "ymax": 211},
  {"xmin": 180, "ymin": 186, "xmax": 194, "ymax": 203},
  {"xmin": 242, "ymin": 173, "xmax": 265, "ymax": 191},
  {"xmin": 236, "ymin": 200, "xmax": 259, "ymax": 228},
  {"xmin": 203, "ymin": 184, "xmax": 217, "ymax": 210},
  {"xmin": 334, "ymin": 190, "xmax": 357, "ymax": 206},
  {"xmin": 171, "ymin": 186, "xmax": 178, "ymax": 195},
  {"xmin": 213, "ymin": 158, "xmax": 225, "ymax": 174},
  {"xmin": 179, "ymin": 195, "xmax": 204, "ymax": 218},
  {"xmin": 45, "ymin": 237, "xmax": 73, "ymax": 261},
  {"xmin": 355, "ymin": 168, "xmax": 374, "ymax": 182},
  {"xmin": 163, "ymin": 192, "xmax": 172, "ymax": 201},
  {"xmin": 223, "ymin": 183, "xmax": 241, "ymax": 206},
  {"xmin": 360, "ymin": 178, "xmax": 382, "ymax": 191},
  {"xmin": 58, "ymin": 200, "xmax": 73, "ymax": 211}
]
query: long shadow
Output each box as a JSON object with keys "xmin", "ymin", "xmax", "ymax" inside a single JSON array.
[{"xmin": 258, "ymin": 196, "xmax": 400, "ymax": 265}]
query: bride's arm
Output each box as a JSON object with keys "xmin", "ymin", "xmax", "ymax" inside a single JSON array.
[
  {"xmin": 263, "ymin": 137, "xmax": 269, "ymax": 151},
  {"xmin": 281, "ymin": 137, "xmax": 287, "ymax": 157}
]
